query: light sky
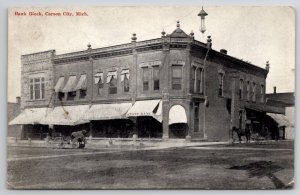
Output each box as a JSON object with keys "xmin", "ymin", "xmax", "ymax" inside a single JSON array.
[{"xmin": 8, "ymin": 6, "xmax": 295, "ymax": 102}]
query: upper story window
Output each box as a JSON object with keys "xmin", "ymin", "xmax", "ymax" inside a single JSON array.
[
  {"xmin": 62, "ymin": 75, "xmax": 77, "ymax": 101},
  {"xmin": 197, "ymin": 68, "xmax": 203, "ymax": 94},
  {"xmin": 143, "ymin": 67, "xmax": 150, "ymax": 91},
  {"xmin": 218, "ymin": 73, "xmax": 224, "ymax": 96},
  {"xmin": 29, "ymin": 77, "xmax": 45, "ymax": 100},
  {"xmin": 121, "ymin": 69, "xmax": 130, "ymax": 92},
  {"xmin": 74, "ymin": 74, "xmax": 87, "ymax": 99},
  {"xmin": 172, "ymin": 65, "xmax": 182, "ymax": 90},
  {"xmin": 246, "ymin": 81, "xmax": 250, "ymax": 101},
  {"xmin": 191, "ymin": 66, "xmax": 196, "ymax": 93},
  {"xmin": 94, "ymin": 72, "xmax": 104, "ymax": 95},
  {"xmin": 153, "ymin": 66, "xmax": 160, "ymax": 91},
  {"xmin": 239, "ymin": 79, "xmax": 244, "ymax": 100},
  {"xmin": 260, "ymin": 84, "xmax": 265, "ymax": 103},
  {"xmin": 252, "ymin": 82, "xmax": 256, "ymax": 102},
  {"xmin": 107, "ymin": 71, "xmax": 118, "ymax": 94},
  {"xmin": 54, "ymin": 76, "xmax": 65, "ymax": 100}
]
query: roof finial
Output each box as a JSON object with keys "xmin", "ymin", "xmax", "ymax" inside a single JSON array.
[
  {"xmin": 161, "ymin": 29, "xmax": 166, "ymax": 37},
  {"xmin": 87, "ymin": 43, "xmax": 91, "ymax": 50},
  {"xmin": 190, "ymin": 30, "xmax": 194, "ymax": 37},
  {"xmin": 131, "ymin": 33, "xmax": 137, "ymax": 42},
  {"xmin": 176, "ymin": 21, "xmax": 180, "ymax": 28}
]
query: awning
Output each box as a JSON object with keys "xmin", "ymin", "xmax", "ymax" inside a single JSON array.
[
  {"xmin": 120, "ymin": 69, "xmax": 130, "ymax": 82},
  {"xmin": 267, "ymin": 113, "xmax": 293, "ymax": 127},
  {"xmin": 40, "ymin": 105, "xmax": 90, "ymax": 126},
  {"xmin": 74, "ymin": 74, "xmax": 87, "ymax": 90},
  {"xmin": 169, "ymin": 105, "xmax": 187, "ymax": 125},
  {"xmin": 83, "ymin": 103, "xmax": 132, "ymax": 121},
  {"xmin": 62, "ymin": 75, "xmax": 77, "ymax": 93},
  {"xmin": 126, "ymin": 99, "xmax": 162, "ymax": 122},
  {"xmin": 94, "ymin": 72, "xmax": 103, "ymax": 84},
  {"xmin": 54, "ymin": 77, "xmax": 65, "ymax": 92},
  {"xmin": 106, "ymin": 71, "xmax": 117, "ymax": 83},
  {"xmin": 9, "ymin": 108, "xmax": 52, "ymax": 125}
]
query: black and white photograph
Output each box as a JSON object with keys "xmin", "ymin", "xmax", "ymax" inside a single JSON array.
[{"xmin": 6, "ymin": 5, "xmax": 295, "ymax": 189}]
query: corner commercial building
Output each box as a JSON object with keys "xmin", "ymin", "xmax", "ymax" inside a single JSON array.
[{"xmin": 10, "ymin": 22, "xmax": 271, "ymax": 141}]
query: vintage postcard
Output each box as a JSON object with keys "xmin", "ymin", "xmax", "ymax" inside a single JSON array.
[{"xmin": 7, "ymin": 6, "xmax": 295, "ymax": 189}]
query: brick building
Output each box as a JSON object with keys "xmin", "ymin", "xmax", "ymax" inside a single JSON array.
[{"xmin": 9, "ymin": 22, "xmax": 271, "ymax": 141}]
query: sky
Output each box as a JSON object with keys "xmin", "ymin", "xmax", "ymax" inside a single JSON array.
[{"xmin": 7, "ymin": 6, "xmax": 295, "ymax": 102}]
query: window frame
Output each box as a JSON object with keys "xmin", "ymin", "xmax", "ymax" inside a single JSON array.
[
  {"xmin": 29, "ymin": 77, "xmax": 45, "ymax": 100},
  {"xmin": 218, "ymin": 72, "xmax": 224, "ymax": 97},
  {"xmin": 172, "ymin": 65, "xmax": 183, "ymax": 90},
  {"xmin": 142, "ymin": 67, "xmax": 150, "ymax": 91},
  {"xmin": 152, "ymin": 66, "xmax": 160, "ymax": 91}
]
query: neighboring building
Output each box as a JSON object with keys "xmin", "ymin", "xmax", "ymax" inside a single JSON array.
[
  {"xmin": 7, "ymin": 97, "xmax": 21, "ymax": 138},
  {"xmin": 10, "ymin": 22, "xmax": 271, "ymax": 141},
  {"xmin": 265, "ymin": 87, "xmax": 295, "ymax": 140}
]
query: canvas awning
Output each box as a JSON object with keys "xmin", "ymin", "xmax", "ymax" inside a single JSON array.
[
  {"xmin": 120, "ymin": 69, "xmax": 130, "ymax": 82},
  {"xmin": 94, "ymin": 72, "xmax": 103, "ymax": 84},
  {"xmin": 83, "ymin": 103, "xmax": 132, "ymax": 121},
  {"xmin": 267, "ymin": 113, "xmax": 293, "ymax": 127},
  {"xmin": 54, "ymin": 77, "xmax": 65, "ymax": 92},
  {"xmin": 40, "ymin": 105, "xmax": 90, "ymax": 126},
  {"xmin": 106, "ymin": 71, "xmax": 117, "ymax": 83},
  {"xmin": 169, "ymin": 105, "xmax": 187, "ymax": 125},
  {"xmin": 126, "ymin": 99, "xmax": 162, "ymax": 122},
  {"xmin": 62, "ymin": 75, "xmax": 77, "ymax": 92},
  {"xmin": 9, "ymin": 107, "xmax": 52, "ymax": 125},
  {"xmin": 74, "ymin": 74, "xmax": 87, "ymax": 90}
]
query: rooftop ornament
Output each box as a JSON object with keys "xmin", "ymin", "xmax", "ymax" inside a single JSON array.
[
  {"xmin": 198, "ymin": 6, "xmax": 208, "ymax": 34},
  {"xmin": 131, "ymin": 33, "xmax": 137, "ymax": 42},
  {"xmin": 87, "ymin": 43, "xmax": 91, "ymax": 50},
  {"xmin": 161, "ymin": 29, "xmax": 166, "ymax": 37}
]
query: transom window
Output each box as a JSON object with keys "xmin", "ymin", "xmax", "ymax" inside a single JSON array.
[{"xmin": 29, "ymin": 77, "xmax": 45, "ymax": 100}]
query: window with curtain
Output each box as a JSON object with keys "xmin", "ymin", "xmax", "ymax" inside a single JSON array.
[
  {"xmin": 109, "ymin": 75, "xmax": 117, "ymax": 94},
  {"xmin": 153, "ymin": 66, "xmax": 160, "ymax": 90},
  {"xmin": 143, "ymin": 67, "xmax": 150, "ymax": 91}
]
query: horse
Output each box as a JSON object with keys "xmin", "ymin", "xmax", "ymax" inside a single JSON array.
[{"xmin": 232, "ymin": 126, "xmax": 251, "ymax": 143}]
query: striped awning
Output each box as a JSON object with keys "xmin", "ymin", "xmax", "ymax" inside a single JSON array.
[
  {"xmin": 54, "ymin": 77, "xmax": 65, "ymax": 92},
  {"xmin": 74, "ymin": 74, "xmax": 87, "ymax": 91},
  {"xmin": 126, "ymin": 99, "xmax": 162, "ymax": 122},
  {"xmin": 62, "ymin": 75, "xmax": 77, "ymax": 93},
  {"xmin": 83, "ymin": 103, "xmax": 132, "ymax": 121},
  {"xmin": 40, "ymin": 105, "xmax": 90, "ymax": 126},
  {"xmin": 267, "ymin": 113, "xmax": 293, "ymax": 127},
  {"xmin": 9, "ymin": 108, "xmax": 52, "ymax": 125}
]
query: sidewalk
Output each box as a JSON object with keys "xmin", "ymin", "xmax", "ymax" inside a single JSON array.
[{"xmin": 7, "ymin": 137, "xmax": 228, "ymax": 150}]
